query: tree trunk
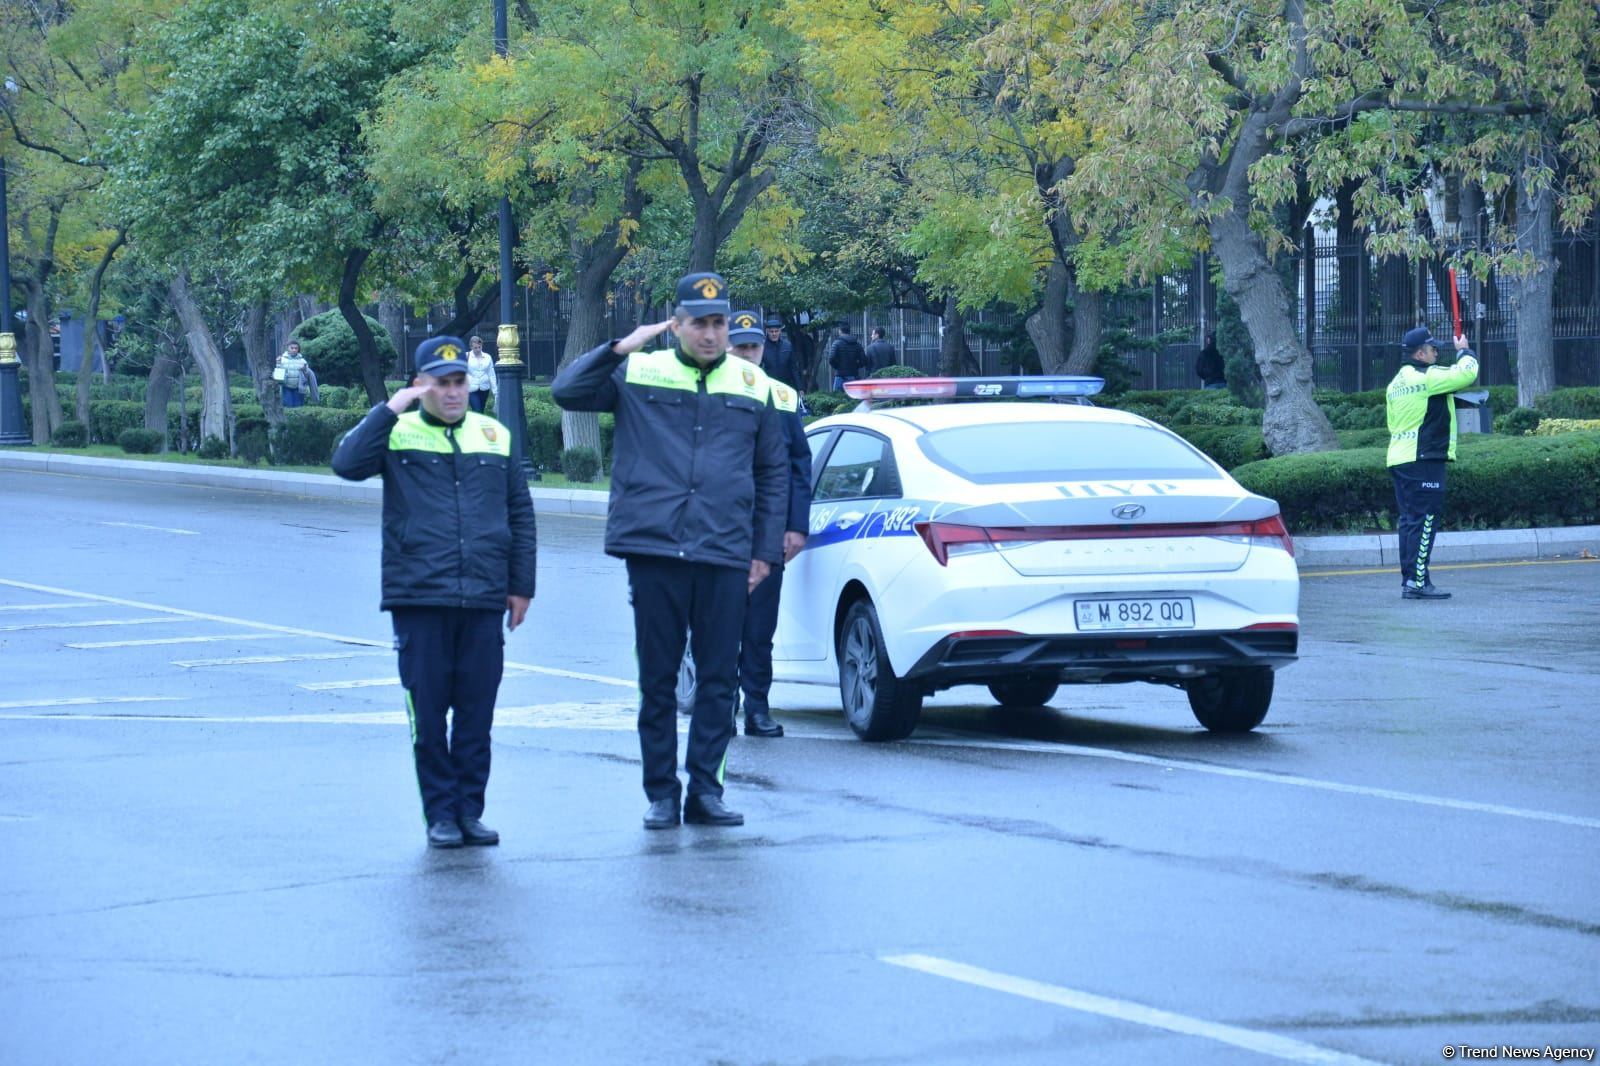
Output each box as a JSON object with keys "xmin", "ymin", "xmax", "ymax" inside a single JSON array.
[
  {"xmin": 1064, "ymin": 281, "xmax": 1102, "ymax": 376},
  {"xmin": 337, "ymin": 247, "xmax": 386, "ymax": 405},
  {"xmin": 1027, "ymin": 259, "xmax": 1070, "ymax": 373},
  {"xmin": 145, "ymin": 349, "xmax": 178, "ymax": 437},
  {"xmin": 377, "ymin": 295, "xmax": 406, "ymax": 375},
  {"xmin": 558, "ymin": 283, "xmax": 608, "ymax": 456},
  {"xmin": 241, "ymin": 299, "xmax": 284, "ymax": 427},
  {"xmin": 938, "ymin": 294, "xmax": 976, "ymax": 376},
  {"xmin": 75, "ymin": 230, "xmax": 127, "ymax": 427},
  {"xmin": 168, "ymin": 271, "xmax": 232, "ymax": 445},
  {"xmin": 22, "ymin": 280, "xmax": 62, "ymax": 444},
  {"xmin": 1209, "ymin": 212, "xmax": 1338, "ymax": 455},
  {"xmin": 1514, "ymin": 178, "xmax": 1557, "ymax": 407}
]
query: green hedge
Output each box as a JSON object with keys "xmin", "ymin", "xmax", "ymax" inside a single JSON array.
[
  {"xmin": 88, "ymin": 400, "xmax": 147, "ymax": 444},
  {"xmin": 117, "ymin": 428, "xmax": 164, "ymax": 454},
  {"xmin": 1234, "ymin": 432, "xmax": 1600, "ymax": 534},
  {"xmin": 1170, "ymin": 424, "xmax": 1270, "ymax": 470},
  {"xmin": 1534, "ymin": 387, "xmax": 1600, "ymax": 420},
  {"xmin": 292, "ymin": 310, "xmax": 397, "ymax": 388},
  {"xmin": 270, "ymin": 408, "xmax": 365, "ymax": 466}
]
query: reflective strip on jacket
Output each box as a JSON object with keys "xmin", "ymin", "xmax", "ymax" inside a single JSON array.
[
  {"xmin": 331, "ymin": 406, "xmax": 537, "ymax": 610},
  {"xmin": 1386, "ymin": 352, "xmax": 1479, "ymax": 466},
  {"xmin": 552, "ymin": 343, "xmax": 788, "ymax": 569}
]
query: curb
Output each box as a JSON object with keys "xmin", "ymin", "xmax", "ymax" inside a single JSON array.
[{"xmin": 5, "ymin": 448, "xmax": 1595, "ymax": 566}]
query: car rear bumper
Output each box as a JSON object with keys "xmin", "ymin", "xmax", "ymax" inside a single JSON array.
[{"xmin": 903, "ymin": 628, "xmax": 1298, "ymax": 688}]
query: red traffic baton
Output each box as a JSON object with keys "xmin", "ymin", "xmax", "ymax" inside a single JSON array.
[{"xmin": 1447, "ymin": 267, "xmax": 1463, "ymax": 339}]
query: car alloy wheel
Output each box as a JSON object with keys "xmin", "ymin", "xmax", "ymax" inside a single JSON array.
[
  {"xmin": 840, "ymin": 614, "xmax": 879, "ymax": 731},
  {"xmin": 836, "ymin": 600, "xmax": 923, "ymax": 741}
]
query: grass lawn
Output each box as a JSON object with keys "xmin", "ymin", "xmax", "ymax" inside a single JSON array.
[{"xmin": 6, "ymin": 444, "xmax": 609, "ymax": 489}]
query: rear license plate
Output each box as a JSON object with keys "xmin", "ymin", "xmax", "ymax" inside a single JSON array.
[{"xmin": 1074, "ymin": 597, "xmax": 1195, "ymax": 631}]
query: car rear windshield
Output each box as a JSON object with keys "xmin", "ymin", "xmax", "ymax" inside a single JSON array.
[{"xmin": 918, "ymin": 422, "xmax": 1223, "ymax": 484}]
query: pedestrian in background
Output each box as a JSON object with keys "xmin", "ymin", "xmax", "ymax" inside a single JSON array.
[
  {"xmin": 864, "ymin": 326, "xmax": 897, "ymax": 375},
  {"xmin": 761, "ymin": 315, "xmax": 800, "ymax": 391},
  {"xmin": 1196, "ymin": 332, "xmax": 1227, "ymax": 390},
  {"xmin": 1386, "ymin": 326, "xmax": 1478, "ymax": 600},
  {"xmin": 465, "ymin": 335, "xmax": 498, "ymax": 414},
  {"xmin": 552, "ymin": 273, "xmax": 787, "ymax": 830},
  {"xmin": 727, "ymin": 311, "xmax": 812, "ymax": 738},
  {"xmin": 275, "ymin": 341, "xmax": 311, "ymax": 408},
  {"xmin": 827, "ymin": 323, "xmax": 866, "ymax": 391},
  {"xmin": 331, "ymin": 335, "xmax": 538, "ymax": 849}
]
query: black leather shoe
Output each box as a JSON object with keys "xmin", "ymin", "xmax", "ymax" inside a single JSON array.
[
  {"xmin": 1402, "ymin": 581, "xmax": 1451, "ymax": 600},
  {"xmin": 458, "ymin": 817, "xmax": 499, "ymax": 846},
  {"xmin": 427, "ymin": 819, "xmax": 464, "ymax": 849},
  {"xmin": 684, "ymin": 794, "xmax": 744, "ymax": 826},
  {"xmin": 643, "ymin": 797, "xmax": 681, "ymax": 830},
  {"xmin": 744, "ymin": 708, "xmax": 784, "ymax": 737}
]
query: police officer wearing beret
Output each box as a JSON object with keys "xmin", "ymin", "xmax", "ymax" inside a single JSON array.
[
  {"xmin": 553, "ymin": 274, "xmax": 787, "ymax": 829},
  {"xmin": 728, "ymin": 310, "xmax": 812, "ymax": 738},
  {"xmin": 1385, "ymin": 326, "xmax": 1478, "ymax": 600},
  {"xmin": 332, "ymin": 336, "xmax": 538, "ymax": 848}
]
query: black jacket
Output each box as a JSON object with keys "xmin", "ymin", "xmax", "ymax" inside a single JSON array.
[
  {"xmin": 552, "ymin": 343, "xmax": 788, "ymax": 569},
  {"xmin": 770, "ymin": 384, "xmax": 814, "ymax": 533},
  {"xmin": 864, "ymin": 339, "xmax": 897, "ymax": 374},
  {"xmin": 332, "ymin": 406, "xmax": 537, "ymax": 611},
  {"xmin": 762, "ymin": 335, "xmax": 800, "ymax": 390},
  {"xmin": 1195, "ymin": 343, "xmax": 1226, "ymax": 386},
  {"xmin": 827, "ymin": 334, "xmax": 867, "ymax": 378}
]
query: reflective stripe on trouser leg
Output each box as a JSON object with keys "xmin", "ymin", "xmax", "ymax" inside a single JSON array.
[{"xmin": 1415, "ymin": 514, "xmax": 1437, "ymax": 585}]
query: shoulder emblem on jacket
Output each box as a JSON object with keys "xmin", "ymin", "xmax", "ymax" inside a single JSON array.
[{"xmin": 770, "ymin": 383, "xmax": 798, "ymax": 413}]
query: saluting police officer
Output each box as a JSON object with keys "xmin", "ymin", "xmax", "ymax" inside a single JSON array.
[
  {"xmin": 727, "ymin": 310, "xmax": 812, "ymax": 737},
  {"xmin": 552, "ymin": 274, "xmax": 787, "ymax": 829},
  {"xmin": 1385, "ymin": 326, "xmax": 1479, "ymax": 600},
  {"xmin": 332, "ymin": 336, "xmax": 538, "ymax": 848}
]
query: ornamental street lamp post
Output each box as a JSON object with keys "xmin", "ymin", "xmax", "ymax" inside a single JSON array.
[
  {"xmin": 491, "ymin": 0, "xmax": 535, "ymax": 480},
  {"xmin": 0, "ymin": 157, "xmax": 33, "ymax": 446}
]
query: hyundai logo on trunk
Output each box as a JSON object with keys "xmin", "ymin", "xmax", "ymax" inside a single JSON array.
[{"xmin": 1111, "ymin": 504, "xmax": 1146, "ymax": 520}]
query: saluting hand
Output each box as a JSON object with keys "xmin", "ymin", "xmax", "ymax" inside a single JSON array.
[
  {"xmin": 386, "ymin": 376, "xmax": 435, "ymax": 414},
  {"xmin": 613, "ymin": 320, "xmax": 675, "ymax": 356}
]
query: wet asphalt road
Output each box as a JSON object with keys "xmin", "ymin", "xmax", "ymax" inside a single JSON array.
[{"xmin": 1, "ymin": 468, "xmax": 1597, "ymax": 1066}]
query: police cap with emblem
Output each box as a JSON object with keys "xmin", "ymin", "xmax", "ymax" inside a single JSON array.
[
  {"xmin": 728, "ymin": 310, "xmax": 764, "ymax": 346},
  {"xmin": 414, "ymin": 335, "xmax": 471, "ymax": 378},
  {"xmin": 674, "ymin": 272, "xmax": 731, "ymax": 318},
  {"xmin": 1401, "ymin": 326, "xmax": 1443, "ymax": 354}
]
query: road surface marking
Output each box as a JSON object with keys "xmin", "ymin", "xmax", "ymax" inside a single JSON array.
[
  {"xmin": 504, "ymin": 662, "xmax": 638, "ymax": 688},
  {"xmin": 880, "ymin": 954, "xmax": 1383, "ymax": 1065},
  {"xmin": 0, "ymin": 602, "xmax": 100, "ymax": 613},
  {"xmin": 0, "ymin": 703, "xmax": 638, "ymax": 727},
  {"xmin": 69, "ymin": 634, "xmax": 290, "ymax": 649},
  {"xmin": 1302, "ymin": 557, "xmax": 1599, "ymax": 578},
  {"xmin": 98, "ymin": 520, "xmax": 200, "ymax": 536},
  {"xmin": 0, "ymin": 696, "xmax": 179, "ymax": 710},
  {"xmin": 0, "ymin": 617, "xmax": 176, "ymax": 632},
  {"xmin": 174, "ymin": 651, "xmax": 391, "ymax": 668},
  {"xmin": 299, "ymin": 677, "xmax": 400, "ymax": 691}
]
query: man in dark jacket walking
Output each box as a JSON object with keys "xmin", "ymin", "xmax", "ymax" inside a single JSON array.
[
  {"xmin": 728, "ymin": 311, "xmax": 812, "ymax": 738},
  {"xmin": 761, "ymin": 315, "xmax": 800, "ymax": 391},
  {"xmin": 827, "ymin": 323, "xmax": 867, "ymax": 391},
  {"xmin": 553, "ymin": 273, "xmax": 787, "ymax": 829},
  {"xmin": 332, "ymin": 335, "xmax": 538, "ymax": 849},
  {"xmin": 864, "ymin": 326, "xmax": 897, "ymax": 375}
]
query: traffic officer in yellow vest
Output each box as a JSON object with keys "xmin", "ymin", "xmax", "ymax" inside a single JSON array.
[
  {"xmin": 727, "ymin": 310, "xmax": 812, "ymax": 737},
  {"xmin": 1386, "ymin": 326, "xmax": 1478, "ymax": 600},
  {"xmin": 332, "ymin": 336, "xmax": 538, "ymax": 848},
  {"xmin": 553, "ymin": 273, "xmax": 787, "ymax": 829}
]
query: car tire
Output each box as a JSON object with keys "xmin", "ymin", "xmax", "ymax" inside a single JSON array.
[
  {"xmin": 987, "ymin": 678, "xmax": 1060, "ymax": 708},
  {"xmin": 1185, "ymin": 667, "xmax": 1273, "ymax": 732},
  {"xmin": 838, "ymin": 600, "xmax": 922, "ymax": 741}
]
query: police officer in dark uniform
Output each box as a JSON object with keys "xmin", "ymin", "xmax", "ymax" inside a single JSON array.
[
  {"xmin": 727, "ymin": 311, "xmax": 812, "ymax": 737},
  {"xmin": 332, "ymin": 336, "xmax": 537, "ymax": 848},
  {"xmin": 552, "ymin": 273, "xmax": 787, "ymax": 829},
  {"xmin": 1385, "ymin": 326, "xmax": 1478, "ymax": 600}
]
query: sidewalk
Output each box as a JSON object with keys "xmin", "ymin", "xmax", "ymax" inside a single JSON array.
[{"xmin": 4, "ymin": 448, "xmax": 1596, "ymax": 568}]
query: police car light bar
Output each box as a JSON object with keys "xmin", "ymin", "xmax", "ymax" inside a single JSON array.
[{"xmin": 843, "ymin": 375, "xmax": 1105, "ymax": 407}]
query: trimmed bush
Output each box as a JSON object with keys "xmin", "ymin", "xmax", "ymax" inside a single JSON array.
[
  {"xmin": 1234, "ymin": 432, "xmax": 1600, "ymax": 534},
  {"xmin": 871, "ymin": 364, "xmax": 921, "ymax": 378},
  {"xmin": 270, "ymin": 408, "xmax": 365, "ymax": 466},
  {"xmin": 523, "ymin": 399, "xmax": 564, "ymax": 472},
  {"xmin": 1172, "ymin": 399, "xmax": 1260, "ymax": 426},
  {"xmin": 291, "ymin": 310, "xmax": 398, "ymax": 389},
  {"xmin": 237, "ymin": 426, "xmax": 270, "ymax": 465},
  {"xmin": 88, "ymin": 400, "xmax": 146, "ymax": 444},
  {"xmin": 1534, "ymin": 387, "xmax": 1600, "ymax": 421},
  {"xmin": 1337, "ymin": 427, "xmax": 1391, "ymax": 450},
  {"xmin": 1496, "ymin": 407, "xmax": 1542, "ymax": 437},
  {"xmin": 51, "ymin": 421, "xmax": 89, "ymax": 447},
  {"xmin": 196, "ymin": 436, "xmax": 229, "ymax": 459},
  {"xmin": 1171, "ymin": 424, "xmax": 1270, "ymax": 470},
  {"xmin": 1534, "ymin": 418, "xmax": 1600, "ymax": 436},
  {"xmin": 561, "ymin": 446, "xmax": 602, "ymax": 483},
  {"xmin": 117, "ymin": 428, "xmax": 164, "ymax": 454}
]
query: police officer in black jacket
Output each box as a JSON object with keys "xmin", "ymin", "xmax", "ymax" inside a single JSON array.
[
  {"xmin": 553, "ymin": 273, "xmax": 787, "ymax": 829},
  {"xmin": 728, "ymin": 311, "xmax": 813, "ymax": 738},
  {"xmin": 332, "ymin": 336, "xmax": 538, "ymax": 849}
]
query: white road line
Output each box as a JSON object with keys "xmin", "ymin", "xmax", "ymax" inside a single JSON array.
[
  {"xmin": 173, "ymin": 651, "xmax": 391, "ymax": 668},
  {"xmin": 299, "ymin": 677, "xmax": 400, "ymax": 691},
  {"xmin": 0, "ymin": 617, "xmax": 176, "ymax": 633},
  {"xmin": 0, "ymin": 703, "xmax": 638, "ymax": 726},
  {"xmin": 0, "ymin": 602, "xmax": 100, "ymax": 613},
  {"xmin": 504, "ymin": 663, "xmax": 639, "ymax": 688},
  {"xmin": 908, "ymin": 736, "xmax": 1600, "ymax": 831},
  {"xmin": 68, "ymin": 634, "xmax": 291, "ymax": 649},
  {"xmin": 98, "ymin": 521, "xmax": 200, "ymax": 536},
  {"xmin": 0, "ymin": 696, "xmax": 179, "ymax": 710},
  {"xmin": 880, "ymin": 954, "xmax": 1383, "ymax": 1066}
]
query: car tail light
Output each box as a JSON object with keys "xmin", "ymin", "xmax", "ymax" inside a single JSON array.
[
  {"xmin": 844, "ymin": 378, "xmax": 959, "ymax": 401},
  {"xmin": 915, "ymin": 517, "xmax": 1296, "ymax": 566}
]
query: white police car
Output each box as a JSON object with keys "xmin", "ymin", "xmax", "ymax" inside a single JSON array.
[{"xmin": 772, "ymin": 376, "xmax": 1299, "ymax": 740}]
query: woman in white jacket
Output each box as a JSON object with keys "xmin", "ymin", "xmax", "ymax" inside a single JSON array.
[{"xmin": 465, "ymin": 335, "xmax": 498, "ymax": 414}]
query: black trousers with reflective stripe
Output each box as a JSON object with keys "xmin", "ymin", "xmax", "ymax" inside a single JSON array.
[
  {"xmin": 1391, "ymin": 460, "xmax": 1447, "ymax": 585},
  {"xmin": 626, "ymin": 556, "xmax": 747, "ymax": 802},
  {"xmin": 392, "ymin": 607, "xmax": 504, "ymax": 823},
  {"xmin": 736, "ymin": 562, "xmax": 784, "ymax": 714}
]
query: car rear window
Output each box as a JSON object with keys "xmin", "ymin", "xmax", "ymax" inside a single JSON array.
[{"xmin": 918, "ymin": 422, "xmax": 1222, "ymax": 484}]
